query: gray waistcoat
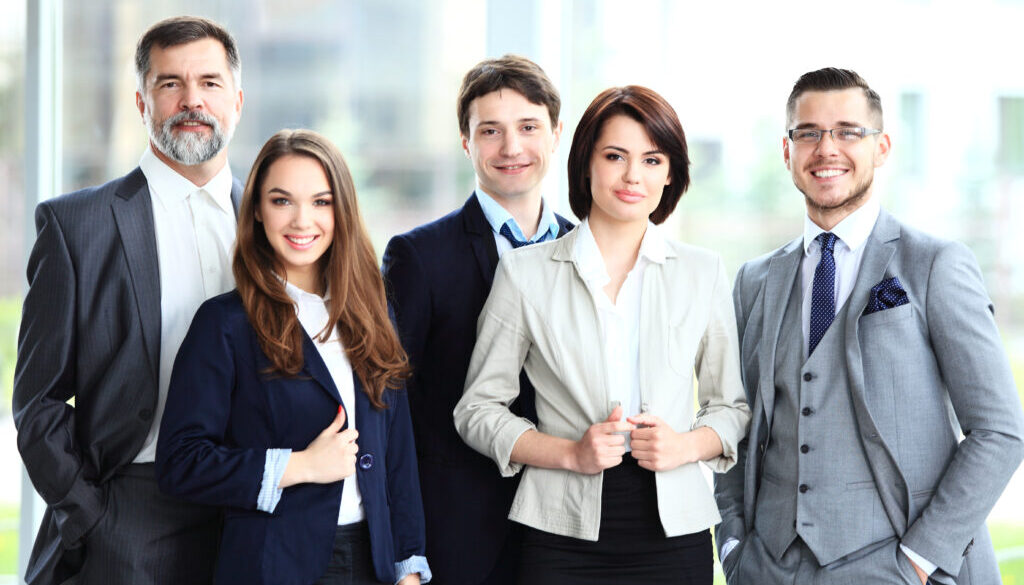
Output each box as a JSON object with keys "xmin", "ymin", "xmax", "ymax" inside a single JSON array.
[{"xmin": 753, "ymin": 272, "xmax": 895, "ymax": 565}]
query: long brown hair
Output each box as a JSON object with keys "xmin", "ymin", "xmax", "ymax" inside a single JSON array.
[{"xmin": 234, "ymin": 129, "xmax": 408, "ymax": 408}]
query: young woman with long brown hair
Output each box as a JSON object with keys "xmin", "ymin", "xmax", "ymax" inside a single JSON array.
[{"xmin": 156, "ymin": 129, "xmax": 430, "ymax": 585}]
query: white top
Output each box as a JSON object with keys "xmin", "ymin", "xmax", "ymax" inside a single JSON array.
[
  {"xmin": 135, "ymin": 147, "xmax": 236, "ymax": 463},
  {"xmin": 284, "ymin": 281, "xmax": 365, "ymax": 525},
  {"xmin": 572, "ymin": 219, "xmax": 668, "ymax": 428},
  {"xmin": 800, "ymin": 198, "xmax": 880, "ymax": 358}
]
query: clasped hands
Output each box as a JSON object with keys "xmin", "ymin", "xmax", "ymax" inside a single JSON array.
[{"xmin": 570, "ymin": 405, "xmax": 695, "ymax": 474}]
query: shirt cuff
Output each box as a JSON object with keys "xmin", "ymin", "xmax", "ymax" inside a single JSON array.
[
  {"xmin": 720, "ymin": 537, "xmax": 740, "ymax": 561},
  {"xmin": 256, "ymin": 448, "xmax": 292, "ymax": 513},
  {"xmin": 394, "ymin": 555, "xmax": 431, "ymax": 584},
  {"xmin": 900, "ymin": 544, "xmax": 937, "ymax": 576}
]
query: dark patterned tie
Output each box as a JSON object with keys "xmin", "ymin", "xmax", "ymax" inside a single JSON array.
[
  {"xmin": 499, "ymin": 222, "xmax": 533, "ymax": 248},
  {"xmin": 808, "ymin": 232, "xmax": 838, "ymax": 356}
]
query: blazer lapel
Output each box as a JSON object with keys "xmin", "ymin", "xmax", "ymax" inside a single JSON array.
[
  {"xmin": 462, "ymin": 194, "xmax": 500, "ymax": 288},
  {"xmin": 301, "ymin": 332, "xmax": 343, "ymax": 405},
  {"xmin": 111, "ymin": 168, "xmax": 161, "ymax": 380},
  {"xmin": 841, "ymin": 208, "xmax": 910, "ymax": 533},
  {"xmin": 757, "ymin": 239, "xmax": 802, "ymax": 424}
]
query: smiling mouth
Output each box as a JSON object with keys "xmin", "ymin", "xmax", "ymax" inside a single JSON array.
[
  {"xmin": 494, "ymin": 163, "xmax": 531, "ymax": 172},
  {"xmin": 286, "ymin": 235, "xmax": 318, "ymax": 248},
  {"xmin": 811, "ymin": 168, "xmax": 848, "ymax": 178}
]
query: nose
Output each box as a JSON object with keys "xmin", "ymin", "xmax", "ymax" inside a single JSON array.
[
  {"xmin": 291, "ymin": 203, "xmax": 314, "ymax": 228},
  {"xmin": 180, "ymin": 83, "xmax": 204, "ymax": 111},
  {"xmin": 623, "ymin": 160, "xmax": 641, "ymax": 184},
  {"xmin": 500, "ymin": 132, "xmax": 523, "ymax": 157},
  {"xmin": 815, "ymin": 130, "xmax": 840, "ymax": 156}
]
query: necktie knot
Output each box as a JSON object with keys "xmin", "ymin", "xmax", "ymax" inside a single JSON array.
[
  {"xmin": 499, "ymin": 222, "xmax": 532, "ymax": 249},
  {"xmin": 816, "ymin": 232, "xmax": 838, "ymax": 255}
]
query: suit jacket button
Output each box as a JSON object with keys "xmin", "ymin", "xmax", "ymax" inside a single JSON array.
[
  {"xmin": 801, "ymin": 407, "xmax": 813, "ymax": 416},
  {"xmin": 803, "ymin": 372, "xmax": 813, "ymax": 382},
  {"xmin": 800, "ymin": 444, "xmax": 810, "ymax": 454},
  {"xmin": 139, "ymin": 408, "xmax": 153, "ymax": 421},
  {"xmin": 799, "ymin": 484, "xmax": 809, "ymax": 493},
  {"xmin": 359, "ymin": 453, "xmax": 374, "ymax": 470}
]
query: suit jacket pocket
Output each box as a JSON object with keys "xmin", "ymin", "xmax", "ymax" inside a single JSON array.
[{"xmin": 859, "ymin": 302, "xmax": 913, "ymax": 327}]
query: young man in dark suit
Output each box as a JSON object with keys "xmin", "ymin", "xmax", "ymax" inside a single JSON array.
[
  {"xmin": 14, "ymin": 16, "xmax": 243, "ymax": 585},
  {"xmin": 382, "ymin": 55, "xmax": 574, "ymax": 585}
]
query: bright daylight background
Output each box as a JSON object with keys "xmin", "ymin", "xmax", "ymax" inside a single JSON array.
[{"xmin": 1, "ymin": 1, "xmax": 1023, "ymax": 583}]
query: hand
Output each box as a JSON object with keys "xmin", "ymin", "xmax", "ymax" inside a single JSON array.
[
  {"xmin": 627, "ymin": 413, "xmax": 687, "ymax": 472},
  {"xmin": 905, "ymin": 553, "xmax": 929, "ymax": 585},
  {"xmin": 571, "ymin": 406, "xmax": 635, "ymax": 474},
  {"xmin": 281, "ymin": 406, "xmax": 359, "ymax": 487},
  {"xmin": 396, "ymin": 573, "xmax": 421, "ymax": 585}
]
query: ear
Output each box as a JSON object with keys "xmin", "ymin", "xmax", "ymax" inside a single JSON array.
[
  {"xmin": 254, "ymin": 206, "xmax": 262, "ymax": 223},
  {"xmin": 235, "ymin": 88, "xmax": 244, "ymax": 118},
  {"xmin": 551, "ymin": 119, "xmax": 564, "ymax": 151},
  {"xmin": 873, "ymin": 132, "xmax": 891, "ymax": 168},
  {"xmin": 783, "ymin": 136, "xmax": 792, "ymax": 170},
  {"xmin": 460, "ymin": 134, "xmax": 471, "ymax": 159},
  {"xmin": 136, "ymin": 91, "xmax": 146, "ymax": 120}
]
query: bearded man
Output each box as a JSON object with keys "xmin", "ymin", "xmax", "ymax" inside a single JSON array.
[{"xmin": 13, "ymin": 16, "xmax": 244, "ymax": 585}]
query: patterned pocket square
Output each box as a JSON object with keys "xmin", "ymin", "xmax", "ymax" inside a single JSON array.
[{"xmin": 864, "ymin": 276, "xmax": 909, "ymax": 315}]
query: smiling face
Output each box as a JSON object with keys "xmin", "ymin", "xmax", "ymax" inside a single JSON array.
[
  {"xmin": 255, "ymin": 155, "xmax": 335, "ymax": 294},
  {"xmin": 784, "ymin": 88, "xmax": 890, "ymax": 229},
  {"xmin": 587, "ymin": 114, "xmax": 670, "ymax": 229},
  {"xmin": 461, "ymin": 89, "xmax": 562, "ymax": 205},
  {"xmin": 136, "ymin": 38, "xmax": 243, "ymax": 175}
]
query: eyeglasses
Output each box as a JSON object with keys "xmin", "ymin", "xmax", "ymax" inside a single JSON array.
[{"xmin": 787, "ymin": 127, "xmax": 881, "ymax": 144}]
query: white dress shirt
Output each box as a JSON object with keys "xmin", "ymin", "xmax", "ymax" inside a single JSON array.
[
  {"xmin": 134, "ymin": 147, "xmax": 236, "ymax": 463},
  {"xmin": 573, "ymin": 219, "xmax": 667, "ymax": 433},
  {"xmin": 474, "ymin": 187, "xmax": 561, "ymax": 256}
]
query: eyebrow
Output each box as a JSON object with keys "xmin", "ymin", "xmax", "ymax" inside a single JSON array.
[
  {"xmin": 603, "ymin": 145, "xmax": 665, "ymax": 156},
  {"xmin": 153, "ymin": 72, "xmax": 226, "ymax": 84},
  {"xmin": 477, "ymin": 117, "xmax": 545, "ymax": 127},
  {"xmin": 793, "ymin": 120, "xmax": 863, "ymax": 129},
  {"xmin": 266, "ymin": 187, "xmax": 334, "ymax": 197}
]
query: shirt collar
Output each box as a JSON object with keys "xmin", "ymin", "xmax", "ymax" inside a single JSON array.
[
  {"xmin": 474, "ymin": 187, "xmax": 560, "ymax": 243},
  {"xmin": 279, "ymin": 274, "xmax": 331, "ymax": 304},
  {"xmin": 573, "ymin": 218, "xmax": 667, "ymax": 287},
  {"xmin": 139, "ymin": 146, "xmax": 234, "ymax": 213},
  {"xmin": 802, "ymin": 196, "xmax": 880, "ymax": 255}
]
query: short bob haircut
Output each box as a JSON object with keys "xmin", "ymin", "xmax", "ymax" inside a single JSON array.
[
  {"xmin": 456, "ymin": 54, "xmax": 560, "ymax": 137},
  {"xmin": 568, "ymin": 86, "xmax": 690, "ymax": 225}
]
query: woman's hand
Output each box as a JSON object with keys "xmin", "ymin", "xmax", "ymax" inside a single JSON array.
[
  {"xmin": 571, "ymin": 406, "xmax": 635, "ymax": 474},
  {"xmin": 280, "ymin": 406, "xmax": 359, "ymax": 487},
  {"xmin": 628, "ymin": 415, "xmax": 724, "ymax": 472},
  {"xmin": 396, "ymin": 573, "xmax": 421, "ymax": 585}
]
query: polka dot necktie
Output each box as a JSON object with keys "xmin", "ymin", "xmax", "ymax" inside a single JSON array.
[
  {"xmin": 808, "ymin": 232, "xmax": 838, "ymax": 356},
  {"xmin": 499, "ymin": 222, "xmax": 532, "ymax": 248}
]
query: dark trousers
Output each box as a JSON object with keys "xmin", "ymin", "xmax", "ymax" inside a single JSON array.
[
  {"xmin": 519, "ymin": 456, "xmax": 713, "ymax": 585},
  {"xmin": 314, "ymin": 522, "xmax": 382, "ymax": 585},
  {"xmin": 75, "ymin": 463, "xmax": 220, "ymax": 585}
]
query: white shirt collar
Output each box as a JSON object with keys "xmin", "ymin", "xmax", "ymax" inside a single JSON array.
[
  {"xmin": 139, "ymin": 146, "xmax": 234, "ymax": 214},
  {"xmin": 574, "ymin": 218, "xmax": 667, "ymax": 287},
  {"xmin": 474, "ymin": 186, "xmax": 560, "ymax": 243},
  {"xmin": 802, "ymin": 196, "xmax": 880, "ymax": 255}
]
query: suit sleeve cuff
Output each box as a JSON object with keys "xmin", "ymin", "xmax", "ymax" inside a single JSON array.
[
  {"xmin": 720, "ymin": 537, "xmax": 740, "ymax": 561},
  {"xmin": 256, "ymin": 448, "xmax": 291, "ymax": 513},
  {"xmin": 900, "ymin": 544, "xmax": 937, "ymax": 576},
  {"xmin": 394, "ymin": 555, "xmax": 431, "ymax": 584}
]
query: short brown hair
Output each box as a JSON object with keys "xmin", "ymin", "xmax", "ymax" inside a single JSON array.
[
  {"xmin": 135, "ymin": 16, "xmax": 241, "ymax": 90},
  {"xmin": 457, "ymin": 55, "xmax": 560, "ymax": 136},
  {"xmin": 786, "ymin": 67, "xmax": 882, "ymax": 128},
  {"xmin": 567, "ymin": 86, "xmax": 690, "ymax": 225},
  {"xmin": 234, "ymin": 129, "xmax": 409, "ymax": 409}
]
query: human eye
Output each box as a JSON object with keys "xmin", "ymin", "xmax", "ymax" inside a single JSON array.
[
  {"xmin": 270, "ymin": 197, "xmax": 290, "ymax": 206},
  {"xmin": 313, "ymin": 196, "xmax": 333, "ymax": 207},
  {"xmin": 604, "ymin": 152, "xmax": 624, "ymax": 162},
  {"xmin": 643, "ymin": 156, "xmax": 663, "ymax": 165},
  {"xmin": 836, "ymin": 128, "xmax": 865, "ymax": 141},
  {"xmin": 793, "ymin": 129, "xmax": 820, "ymax": 143},
  {"xmin": 522, "ymin": 124, "xmax": 538, "ymax": 132},
  {"xmin": 479, "ymin": 127, "xmax": 499, "ymax": 137}
]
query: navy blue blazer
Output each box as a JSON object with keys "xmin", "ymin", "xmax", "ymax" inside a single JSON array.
[
  {"xmin": 156, "ymin": 291, "xmax": 425, "ymax": 585},
  {"xmin": 382, "ymin": 194, "xmax": 572, "ymax": 584}
]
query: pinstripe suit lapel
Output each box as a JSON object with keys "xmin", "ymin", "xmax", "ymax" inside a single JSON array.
[{"xmin": 111, "ymin": 168, "xmax": 161, "ymax": 381}]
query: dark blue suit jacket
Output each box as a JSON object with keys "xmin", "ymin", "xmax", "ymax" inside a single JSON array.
[
  {"xmin": 381, "ymin": 194, "xmax": 573, "ymax": 584},
  {"xmin": 156, "ymin": 291, "xmax": 425, "ymax": 585}
]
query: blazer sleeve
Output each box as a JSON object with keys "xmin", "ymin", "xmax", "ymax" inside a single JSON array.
[
  {"xmin": 691, "ymin": 257, "xmax": 751, "ymax": 473},
  {"xmin": 453, "ymin": 256, "xmax": 536, "ymax": 477},
  {"xmin": 899, "ymin": 241, "xmax": 1024, "ymax": 577},
  {"xmin": 155, "ymin": 298, "xmax": 266, "ymax": 509},
  {"xmin": 13, "ymin": 202, "xmax": 106, "ymax": 547},
  {"xmin": 713, "ymin": 262, "xmax": 752, "ymax": 551},
  {"xmin": 384, "ymin": 386, "xmax": 428, "ymax": 564},
  {"xmin": 382, "ymin": 235, "xmax": 431, "ymax": 382}
]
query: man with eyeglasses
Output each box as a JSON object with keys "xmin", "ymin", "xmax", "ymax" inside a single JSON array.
[{"xmin": 715, "ymin": 67, "xmax": 1023, "ymax": 585}]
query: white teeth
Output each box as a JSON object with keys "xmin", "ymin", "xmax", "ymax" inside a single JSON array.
[
  {"xmin": 813, "ymin": 169, "xmax": 846, "ymax": 178},
  {"xmin": 286, "ymin": 235, "xmax": 315, "ymax": 245}
]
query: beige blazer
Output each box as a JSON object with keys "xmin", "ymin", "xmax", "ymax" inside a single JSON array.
[{"xmin": 454, "ymin": 226, "xmax": 750, "ymax": 541}]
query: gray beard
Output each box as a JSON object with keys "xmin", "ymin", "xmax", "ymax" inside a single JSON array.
[{"xmin": 145, "ymin": 109, "xmax": 233, "ymax": 166}]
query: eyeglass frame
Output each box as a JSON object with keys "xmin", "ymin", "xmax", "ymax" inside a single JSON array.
[{"xmin": 786, "ymin": 127, "xmax": 882, "ymax": 144}]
